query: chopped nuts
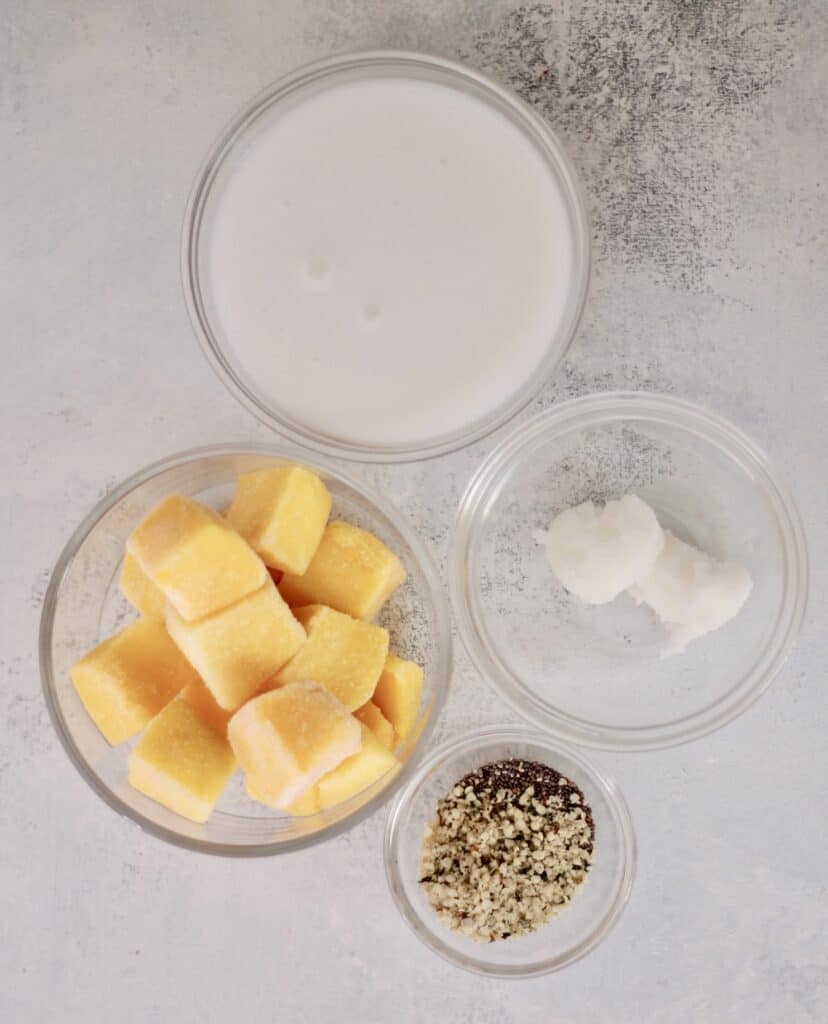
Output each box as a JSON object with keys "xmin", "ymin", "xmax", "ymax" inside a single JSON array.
[{"xmin": 419, "ymin": 759, "xmax": 595, "ymax": 943}]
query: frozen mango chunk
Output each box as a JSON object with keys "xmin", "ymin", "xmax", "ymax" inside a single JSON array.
[
  {"xmin": 127, "ymin": 495, "xmax": 266, "ymax": 621},
  {"xmin": 317, "ymin": 726, "xmax": 399, "ymax": 810},
  {"xmin": 71, "ymin": 618, "xmax": 199, "ymax": 745},
  {"xmin": 179, "ymin": 676, "xmax": 233, "ymax": 736},
  {"xmin": 372, "ymin": 655, "xmax": 423, "ymax": 741},
  {"xmin": 119, "ymin": 553, "xmax": 165, "ymax": 619},
  {"xmin": 228, "ymin": 681, "xmax": 361, "ymax": 810},
  {"xmin": 279, "ymin": 521, "xmax": 406, "ymax": 621},
  {"xmin": 225, "ymin": 466, "xmax": 332, "ymax": 575},
  {"xmin": 165, "ymin": 577, "xmax": 305, "ymax": 711},
  {"xmin": 274, "ymin": 605, "xmax": 388, "ymax": 711},
  {"xmin": 354, "ymin": 701, "xmax": 395, "ymax": 750},
  {"xmin": 287, "ymin": 787, "xmax": 321, "ymax": 817},
  {"xmin": 128, "ymin": 697, "xmax": 236, "ymax": 824}
]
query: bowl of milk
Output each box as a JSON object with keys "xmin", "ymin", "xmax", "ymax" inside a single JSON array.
[{"xmin": 183, "ymin": 51, "xmax": 590, "ymax": 461}]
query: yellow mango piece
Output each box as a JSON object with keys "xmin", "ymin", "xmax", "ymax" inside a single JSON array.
[
  {"xmin": 372, "ymin": 655, "xmax": 424, "ymax": 741},
  {"xmin": 274, "ymin": 605, "xmax": 388, "ymax": 711},
  {"xmin": 165, "ymin": 577, "xmax": 305, "ymax": 711},
  {"xmin": 119, "ymin": 553, "xmax": 165, "ymax": 619},
  {"xmin": 354, "ymin": 701, "xmax": 395, "ymax": 750},
  {"xmin": 128, "ymin": 697, "xmax": 236, "ymax": 824},
  {"xmin": 287, "ymin": 787, "xmax": 321, "ymax": 817},
  {"xmin": 71, "ymin": 618, "xmax": 199, "ymax": 745},
  {"xmin": 225, "ymin": 466, "xmax": 332, "ymax": 575},
  {"xmin": 279, "ymin": 521, "xmax": 406, "ymax": 621},
  {"xmin": 317, "ymin": 726, "xmax": 398, "ymax": 810},
  {"xmin": 127, "ymin": 495, "xmax": 266, "ymax": 621},
  {"xmin": 179, "ymin": 677, "xmax": 233, "ymax": 736},
  {"xmin": 228, "ymin": 681, "xmax": 361, "ymax": 810}
]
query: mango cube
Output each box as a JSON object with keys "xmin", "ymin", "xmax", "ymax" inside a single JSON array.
[
  {"xmin": 119, "ymin": 553, "xmax": 165, "ymax": 619},
  {"xmin": 128, "ymin": 697, "xmax": 236, "ymax": 823},
  {"xmin": 354, "ymin": 701, "xmax": 396, "ymax": 750},
  {"xmin": 372, "ymin": 655, "xmax": 423, "ymax": 741},
  {"xmin": 275, "ymin": 605, "xmax": 388, "ymax": 711},
  {"xmin": 179, "ymin": 676, "xmax": 233, "ymax": 736},
  {"xmin": 279, "ymin": 521, "xmax": 406, "ymax": 621},
  {"xmin": 127, "ymin": 495, "xmax": 266, "ymax": 621},
  {"xmin": 317, "ymin": 726, "xmax": 398, "ymax": 810},
  {"xmin": 71, "ymin": 618, "xmax": 199, "ymax": 745},
  {"xmin": 225, "ymin": 467, "xmax": 332, "ymax": 575},
  {"xmin": 287, "ymin": 787, "xmax": 321, "ymax": 817},
  {"xmin": 165, "ymin": 577, "xmax": 305, "ymax": 710},
  {"xmin": 228, "ymin": 682, "xmax": 361, "ymax": 809}
]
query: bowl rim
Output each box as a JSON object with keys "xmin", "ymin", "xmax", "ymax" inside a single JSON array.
[
  {"xmin": 384, "ymin": 724, "xmax": 636, "ymax": 977},
  {"xmin": 450, "ymin": 391, "xmax": 810, "ymax": 751},
  {"xmin": 180, "ymin": 48, "xmax": 592, "ymax": 463},
  {"xmin": 39, "ymin": 442, "xmax": 453, "ymax": 856}
]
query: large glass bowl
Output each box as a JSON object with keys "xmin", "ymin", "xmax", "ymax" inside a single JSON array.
[
  {"xmin": 451, "ymin": 393, "xmax": 808, "ymax": 751},
  {"xmin": 181, "ymin": 50, "xmax": 590, "ymax": 462},
  {"xmin": 40, "ymin": 445, "xmax": 452, "ymax": 855},
  {"xmin": 384, "ymin": 726, "xmax": 635, "ymax": 977}
]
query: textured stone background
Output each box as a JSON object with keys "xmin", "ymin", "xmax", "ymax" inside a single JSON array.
[{"xmin": 2, "ymin": 2, "xmax": 827, "ymax": 1021}]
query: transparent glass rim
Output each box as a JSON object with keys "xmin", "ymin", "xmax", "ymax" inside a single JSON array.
[
  {"xmin": 450, "ymin": 392, "xmax": 809, "ymax": 751},
  {"xmin": 39, "ymin": 443, "xmax": 453, "ymax": 856},
  {"xmin": 384, "ymin": 725, "xmax": 636, "ymax": 977},
  {"xmin": 181, "ymin": 49, "xmax": 592, "ymax": 463}
]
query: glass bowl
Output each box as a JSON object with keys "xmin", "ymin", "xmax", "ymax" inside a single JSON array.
[
  {"xmin": 384, "ymin": 726, "xmax": 635, "ymax": 977},
  {"xmin": 451, "ymin": 393, "xmax": 808, "ymax": 751},
  {"xmin": 181, "ymin": 50, "xmax": 590, "ymax": 462},
  {"xmin": 40, "ymin": 445, "xmax": 452, "ymax": 855}
]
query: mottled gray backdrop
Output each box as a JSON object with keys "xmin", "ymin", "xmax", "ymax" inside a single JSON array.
[{"xmin": 2, "ymin": 2, "xmax": 826, "ymax": 1022}]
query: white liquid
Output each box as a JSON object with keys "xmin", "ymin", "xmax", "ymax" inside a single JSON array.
[{"xmin": 205, "ymin": 75, "xmax": 576, "ymax": 447}]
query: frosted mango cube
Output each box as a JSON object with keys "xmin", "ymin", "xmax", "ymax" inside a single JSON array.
[
  {"xmin": 317, "ymin": 726, "xmax": 399, "ymax": 810},
  {"xmin": 165, "ymin": 577, "xmax": 305, "ymax": 710},
  {"xmin": 287, "ymin": 787, "xmax": 322, "ymax": 817},
  {"xmin": 354, "ymin": 701, "xmax": 395, "ymax": 750},
  {"xmin": 127, "ymin": 495, "xmax": 266, "ymax": 621},
  {"xmin": 119, "ymin": 553, "xmax": 165, "ymax": 619},
  {"xmin": 225, "ymin": 466, "xmax": 332, "ymax": 575},
  {"xmin": 128, "ymin": 697, "xmax": 236, "ymax": 823},
  {"xmin": 279, "ymin": 521, "xmax": 406, "ymax": 621},
  {"xmin": 179, "ymin": 677, "xmax": 233, "ymax": 736},
  {"xmin": 71, "ymin": 618, "xmax": 199, "ymax": 745},
  {"xmin": 372, "ymin": 655, "xmax": 423, "ymax": 741},
  {"xmin": 275, "ymin": 605, "xmax": 388, "ymax": 711},
  {"xmin": 228, "ymin": 681, "xmax": 361, "ymax": 809}
]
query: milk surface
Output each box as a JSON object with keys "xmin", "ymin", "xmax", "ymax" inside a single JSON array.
[{"xmin": 206, "ymin": 75, "xmax": 575, "ymax": 447}]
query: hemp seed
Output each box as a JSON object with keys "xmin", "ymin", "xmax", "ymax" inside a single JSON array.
[{"xmin": 418, "ymin": 759, "xmax": 595, "ymax": 943}]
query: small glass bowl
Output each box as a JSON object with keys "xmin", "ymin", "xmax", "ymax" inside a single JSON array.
[
  {"xmin": 40, "ymin": 445, "xmax": 452, "ymax": 855},
  {"xmin": 384, "ymin": 726, "xmax": 635, "ymax": 977},
  {"xmin": 181, "ymin": 50, "xmax": 590, "ymax": 463},
  {"xmin": 451, "ymin": 393, "xmax": 808, "ymax": 751}
]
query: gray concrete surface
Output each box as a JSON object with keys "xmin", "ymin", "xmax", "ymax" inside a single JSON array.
[{"xmin": 2, "ymin": 2, "xmax": 827, "ymax": 1021}]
